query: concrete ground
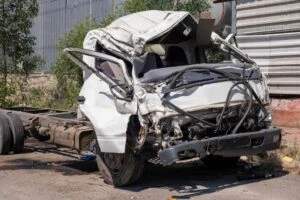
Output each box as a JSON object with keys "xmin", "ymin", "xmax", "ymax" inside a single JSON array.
[{"xmin": 0, "ymin": 138, "xmax": 299, "ymax": 200}]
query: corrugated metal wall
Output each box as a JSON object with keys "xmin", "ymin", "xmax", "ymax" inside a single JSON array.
[
  {"xmin": 32, "ymin": 0, "xmax": 123, "ymax": 72},
  {"xmin": 235, "ymin": 0, "xmax": 300, "ymax": 95}
]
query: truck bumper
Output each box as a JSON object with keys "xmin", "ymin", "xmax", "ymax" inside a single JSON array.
[{"xmin": 158, "ymin": 128, "xmax": 281, "ymax": 166}]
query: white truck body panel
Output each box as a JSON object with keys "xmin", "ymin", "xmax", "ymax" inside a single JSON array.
[{"xmin": 79, "ymin": 74, "xmax": 131, "ymax": 153}]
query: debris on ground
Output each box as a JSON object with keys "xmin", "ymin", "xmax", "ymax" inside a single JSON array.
[
  {"xmin": 79, "ymin": 152, "xmax": 96, "ymax": 161},
  {"xmin": 237, "ymin": 165, "xmax": 275, "ymax": 181},
  {"xmin": 282, "ymin": 156, "xmax": 294, "ymax": 164},
  {"xmin": 167, "ymin": 197, "xmax": 190, "ymax": 200},
  {"xmin": 240, "ymin": 140, "xmax": 300, "ymax": 176}
]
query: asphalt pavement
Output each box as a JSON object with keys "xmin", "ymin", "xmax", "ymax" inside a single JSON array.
[{"xmin": 0, "ymin": 138, "xmax": 299, "ymax": 200}]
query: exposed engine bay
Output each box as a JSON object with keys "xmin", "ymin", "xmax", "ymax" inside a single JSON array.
[{"xmin": 131, "ymin": 63, "xmax": 273, "ymax": 164}]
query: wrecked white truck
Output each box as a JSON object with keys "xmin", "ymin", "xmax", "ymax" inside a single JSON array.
[
  {"xmin": 64, "ymin": 10, "xmax": 281, "ymax": 186},
  {"xmin": 0, "ymin": 10, "xmax": 281, "ymax": 187}
]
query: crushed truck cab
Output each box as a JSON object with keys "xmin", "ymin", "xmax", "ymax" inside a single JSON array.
[{"xmin": 64, "ymin": 10, "xmax": 281, "ymax": 186}]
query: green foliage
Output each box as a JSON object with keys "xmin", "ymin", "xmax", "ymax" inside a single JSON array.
[
  {"xmin": 122, "ymin": 0, "xmax": 210, "ymax": 14},
  {"xmin": 52, "ymin": 20, "xmax": 107, "ymax": 108},
  {"xmin": 0, "ymin": 0, "xmax": 41, "ymax": 107},
  {"xmin": 17, "ymin": 87, "xmax": 54, "ymax": 108},
  {"xmin": 19, "ymin": 82, "xmax": 77, "ymax": 109},
  {"xmin": 0, "ymin": 0, "xmax": 39, "ymax": 74},
  {"xmin": 122, "ymin": 0, "xmax": 150, "ymax": 13},
  {"xmin": 52, "ymin": 14, "xmax": 120, "ymax": 109},
  {"xmin": 53, "ymin": 17, "xmax": 118, "ymax": 85},
  {"xmin": 0, "ymin": 83, "xmax": 17, "ymax": 107},
  {"xmin": 175, "ymin": 0, "xmax": 211, "ymax": 14},
  {"xmin": 206, "ymin": 46, "xmax": 227, "ymax": 63}
]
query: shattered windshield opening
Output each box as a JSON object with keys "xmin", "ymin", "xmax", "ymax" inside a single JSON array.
[{"xmin": 205, "ymin": 45, "xmax": 227, "ymax": 63}]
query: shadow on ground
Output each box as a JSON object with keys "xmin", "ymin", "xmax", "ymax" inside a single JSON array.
[
  {"xmin": 0, "ymin": 140, "xmax": 99, "ymax": 175},
  {"xmin": 122, "ymin": 161, "xmax": 288, "ymax": 199},
  {"xmin": 0, "ymin": 139, "xmax": 289, "ymax": 199}
]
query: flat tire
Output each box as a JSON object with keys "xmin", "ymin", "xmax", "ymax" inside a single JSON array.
[
  {"xmin": 5, "ymin": 113, "xmax": 25, "ymax": 153},
  {"xmin": 95, "ymin": 143, "xmax": 145, "ymax": 187}
]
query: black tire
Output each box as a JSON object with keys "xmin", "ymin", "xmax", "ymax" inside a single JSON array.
[
  {"xmin": 95, "ymin": 143, "xmax": 145, "ymax": 187},
  {"xmin": 0, "ymin": 115, "xmax": 12, "ymax": 155},
  {"xmin": 5, "ymin": 113, "xmax": 25, "ymax": 153},
  {"xmin": 202, "ymin": 155, "xmax": 240, "ymax": 169}
]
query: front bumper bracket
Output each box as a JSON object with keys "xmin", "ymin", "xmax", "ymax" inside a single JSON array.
[{"xmin": 158, "ymin": 128, "xmax": 281, "ymax": 166}]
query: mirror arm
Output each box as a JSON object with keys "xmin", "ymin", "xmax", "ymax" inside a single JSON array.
[
  {"xmin": 109, "ymin": 84, "xmax": 133, "ymax": 102},
  {"xmin": 232, "ymin": 34, "xmax": 239, "ymax": 48}
]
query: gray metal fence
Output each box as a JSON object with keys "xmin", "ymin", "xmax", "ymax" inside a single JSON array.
[
  {"xmin": 32, "ymin": 0, "xmax": 123, "ymax": 72},
  {"xmin": 234, "ymin": 0, "xmax": 300, "ymax": 95}
]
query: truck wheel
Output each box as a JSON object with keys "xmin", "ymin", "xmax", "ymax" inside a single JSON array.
[
  {"xmin": 202, "ymin": 155, "xmax": 240, "ymax": 169},
  {"xmin": 5, "ymin": 113, "xmax": 25, "ymax": 153},
  {"xmin": 0, "ymin": 115, "xmax": 12, "ymax": 155},
  {"xmin": 95, "ymin": 144, "xmax": 145, "ymax": 187}
]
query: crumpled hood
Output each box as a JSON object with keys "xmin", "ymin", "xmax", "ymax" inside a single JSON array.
[{"xmin": 83, "ymin": 10, "xmax": 192, "ymax": 57}]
